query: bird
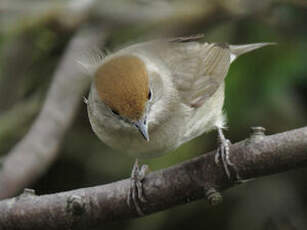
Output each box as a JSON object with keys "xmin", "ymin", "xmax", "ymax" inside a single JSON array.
[{"xmin": 79, "ymin": 35, "xmax": 273, "ymax": 215}]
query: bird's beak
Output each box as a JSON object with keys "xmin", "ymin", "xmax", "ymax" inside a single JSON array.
[{"xmin": 134, "ymin": 119, "xmax": 149, "ymax": 141}]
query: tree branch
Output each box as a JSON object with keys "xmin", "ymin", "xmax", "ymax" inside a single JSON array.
[
  {"xmin": 0, "ymin": 126, "xmax": 306, "ymax": 230},
  {"xmin": 0, "ymin": 26, "xmax": 107, "ymax": 199}
]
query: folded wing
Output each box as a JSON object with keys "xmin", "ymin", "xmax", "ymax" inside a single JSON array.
[
  {"xmin": 157, "ymin": 40, "xmax": 274, "ymax": 108},
  {"xmin": 160, "ymin": 41, "xmax": 231, "ymax": 107}
]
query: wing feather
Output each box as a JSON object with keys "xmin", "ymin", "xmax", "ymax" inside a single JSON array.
[{"xmin": 160, "ymin": 41, "xmax": 231, "ymax": 107}]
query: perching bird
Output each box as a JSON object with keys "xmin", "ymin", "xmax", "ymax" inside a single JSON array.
[{"xmin": 80, "ymin": 35, "xmax": 273, "ymax": 215}]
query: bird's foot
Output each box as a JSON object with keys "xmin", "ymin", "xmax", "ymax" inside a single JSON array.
[
  {"xmin": 127, "ymin": 159, "xmax": 149, "ymax": 216},
  {"xmin": 215, "ymin": 128, "xmax": 241, "ymax": 182}
]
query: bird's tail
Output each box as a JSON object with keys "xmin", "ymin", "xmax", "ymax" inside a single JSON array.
[{"xmin": 229, "ymin": 42, "xmax": 276, "ymax": 62}]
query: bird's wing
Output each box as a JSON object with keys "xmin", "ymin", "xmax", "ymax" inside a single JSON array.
[
  {"xmin": 158, "ymin": 40, "xmax": 231, "ymax": 107},
  {"xmin": 150, "ymin": 39, "xmax": 274, "ymax": 108}
]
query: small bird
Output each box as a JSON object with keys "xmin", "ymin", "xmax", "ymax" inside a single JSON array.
[{"xmin": 80, "ymin": 35, "xmax": 273, "ymax": 215}]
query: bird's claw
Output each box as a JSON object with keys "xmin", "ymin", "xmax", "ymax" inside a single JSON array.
[
  {"xmin": 215, "ymin": 128, "xmax": 241, "ymax": 182},
  {"xmin": 127, "ymin": 159, "xmax": 149, "ymax": 216}
]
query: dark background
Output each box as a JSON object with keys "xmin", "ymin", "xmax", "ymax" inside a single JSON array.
[{"xmin": 1, "ymin": 0, "xmax": 307, "ymax": 229}]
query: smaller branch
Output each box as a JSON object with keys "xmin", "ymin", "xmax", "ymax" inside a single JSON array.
[
  {"xmin": 0, "ymin": 26, "xmax": 107, "ymax": 199},
  {"xmin": 0, "ymin": 94, "xmax": 41, "ymax": 147},
  {"xmin": 0, "ymin": 127, "xmax": 306, "ymax": 230}
]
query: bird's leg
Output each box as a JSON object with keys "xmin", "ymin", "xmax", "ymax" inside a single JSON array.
[
  {"xmin": 215, "ymin": 127, "xmax": 241, "ymax": 181},
  {"xmin": 127, "ymin": 159, "xmax": 149, "ymax": 216}
]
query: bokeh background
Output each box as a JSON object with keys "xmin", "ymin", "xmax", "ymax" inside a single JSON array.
[{"xmin": 1, "ymin": 0, "xmax": 307, "ymax": 229}]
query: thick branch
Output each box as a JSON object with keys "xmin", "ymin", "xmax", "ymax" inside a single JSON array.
[
  {"xmin": 0, "ymin": 27, "xmax": 107, "ymax": 199},
  {"xmin": 0, "ymin": 126, "xmax": 306, "ymax": 230}
]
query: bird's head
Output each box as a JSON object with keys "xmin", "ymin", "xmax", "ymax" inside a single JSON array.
[{"xmin": 94, "ymin": 55, "xmax": 152, "ymax": 141}]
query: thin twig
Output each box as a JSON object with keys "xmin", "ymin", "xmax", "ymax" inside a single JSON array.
[
  {"xmin": 0, "ymin": 26, "xmax": 107, "ymax": 199},
  {"xmin": 0, "ymin": 126, "xmax": 306, "ymax": 230}
]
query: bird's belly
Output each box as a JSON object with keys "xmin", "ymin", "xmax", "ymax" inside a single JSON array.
[
  {"xmin": 99, "ymin": 120, "xmax": 184, "ymax": 159},
  {"xmin": 88, "ymin": 108, "xmax": 188, "ymax": 159}
]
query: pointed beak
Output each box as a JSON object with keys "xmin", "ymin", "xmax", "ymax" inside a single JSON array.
[{"xmin": 134, "ymin": 119, "xmax": 149, "ymax": 141}]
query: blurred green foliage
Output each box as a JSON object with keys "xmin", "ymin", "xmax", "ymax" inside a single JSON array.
[{"xmin": 0, "ymin": 1, "xmax": 307, "ymax": 229}]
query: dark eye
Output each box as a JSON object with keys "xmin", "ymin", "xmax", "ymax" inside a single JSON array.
[
  {"xmin": 111, "ymin": 109, "xmax": 119, "ymax": 116},
  {"xmin": 148, "ymin": 89, "xmax": 152, "ymax": 100}
]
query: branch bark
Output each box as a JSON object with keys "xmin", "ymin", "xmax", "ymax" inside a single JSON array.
[
  {"xmin": 0, "ymin": 26, "xmax": 107, "ymax": 199},
  {"xmin": 0, "ymin": 126, "xmax": 306, "ymax": 230}
]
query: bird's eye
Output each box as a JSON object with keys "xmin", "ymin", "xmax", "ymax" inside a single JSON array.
[
  {"xmin": 148, "ymin": 89, "xmax": 152, "ymax": 100},
  {"xmin": 111, "ymin": 109, "xmax": 119, "ymax": 116}
]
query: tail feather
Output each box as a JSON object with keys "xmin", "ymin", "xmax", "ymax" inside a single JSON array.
[{"xmin": 229, "ymin": 42, "xmax": 276, "ymax": 62}]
